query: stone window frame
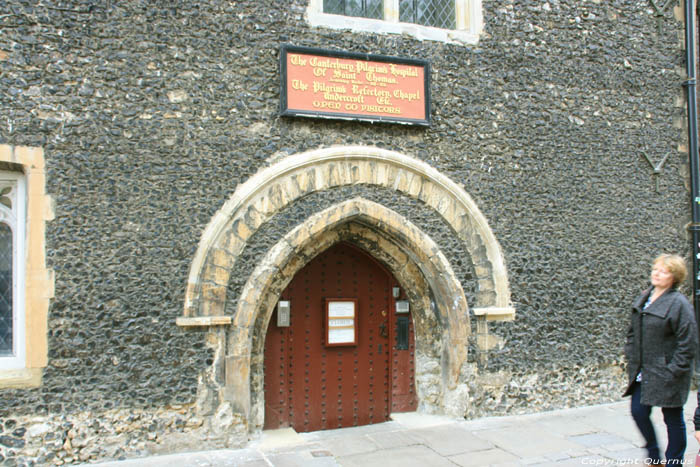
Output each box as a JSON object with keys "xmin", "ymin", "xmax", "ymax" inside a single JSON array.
[
  {"xmin": 0, "ymin": 145, "xmax": 53, "ymax": 389},
  {"xmin": 306, "ymin": 0, "xmax": 483, "ymax": 44},
  {"xmin": 0, "ymin": 171, "xmax": 27, "ymax": 371}
]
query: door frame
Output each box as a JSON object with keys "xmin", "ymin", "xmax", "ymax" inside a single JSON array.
[{"xmin": 263, "ymin": 241, "xmax": 404, "ymax": 431}]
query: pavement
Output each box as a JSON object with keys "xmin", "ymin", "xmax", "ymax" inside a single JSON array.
[{"xmin": 89, "ymin": 394, "xmax": 700, "ymax": 467}]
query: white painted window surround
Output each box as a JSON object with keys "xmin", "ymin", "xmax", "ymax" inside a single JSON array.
[
  {"xmin": 0, "ymin": 172, "xmax": 26, "ymax": 371},
  {"xmin": 306, "ymin": 0, "xmax": 483, "ymax": 45}
]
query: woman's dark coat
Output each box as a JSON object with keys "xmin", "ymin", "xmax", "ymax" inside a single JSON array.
[{"xmin": 623, "ymin": 287, "xmax": 698, "ymax": 407}]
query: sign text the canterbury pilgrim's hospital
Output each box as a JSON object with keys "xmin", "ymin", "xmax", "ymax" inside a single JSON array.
[{"xmin": 280, "ymin": 45, "xmax": 430, "ymax": 126}]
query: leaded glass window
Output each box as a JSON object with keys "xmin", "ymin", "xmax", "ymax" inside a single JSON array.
[
  {"xmin": 323, "ymin": 0, "xmax": 457, "ymax": 29},
  {"xmin": 0, "ymin": 224, "xmax": 12, "ymax": 357},
  {"xmin": 323, "ymin": 0, "xmax": 383, "ymax": 19},
  {"xmin": 308, "ymin": 0, "xmax": 482, "ymax": 45},
  {"xmin": 0, "ymin": 173, "xmax": 24, "ymax": 370},
  {"xmin": 399, "ymin": 0, "xmax": 456, "ymax": 29}
]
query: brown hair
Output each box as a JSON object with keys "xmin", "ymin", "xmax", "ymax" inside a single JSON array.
[{"xmin": 652, "ymin": 254, "xmax": 688, "ymax": 287}]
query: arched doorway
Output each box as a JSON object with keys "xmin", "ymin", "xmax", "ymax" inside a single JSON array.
[
  {"xmin": 263, "ymin": 242, "xmax": 416, "ymax": 432},
  {"xmin": 176, "ymin": 147, "xmax": 517, "ymax": 429}
]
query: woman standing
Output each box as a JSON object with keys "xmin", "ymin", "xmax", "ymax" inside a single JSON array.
[{"xmin": 624, "ymin": 254, "xmax": 697, "ymax": 465}]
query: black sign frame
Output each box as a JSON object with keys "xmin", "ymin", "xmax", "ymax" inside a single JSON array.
[{"xmin": 280, "ymin": 44, "xmax": 431, "ymax": 127}]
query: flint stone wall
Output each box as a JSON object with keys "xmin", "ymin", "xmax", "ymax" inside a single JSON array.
[{"xmin": 0, "ymin": 0, "xmax": 690, "ymax": 464}]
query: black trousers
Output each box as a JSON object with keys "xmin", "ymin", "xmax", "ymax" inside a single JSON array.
[{"xmin": 630, "ymin": 382, "xmax": 686, "ymax": 464}]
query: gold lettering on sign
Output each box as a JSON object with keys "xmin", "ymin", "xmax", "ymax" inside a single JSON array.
[
  {"xmin": 365, "ymin": 72, "xmax": 397, "ymax": 85},
  {"xmin": 314, "ymin": 82, "xmax": 346, "ymax": 93},
  {"xmin": 290, "ymin": 54, "xmax": 307, "ymax": 66},
  {"xmin": 285, "ymin": 50, "xmax": 427, "ymax": 122},
  {"xmin": 291, "ymin": 79, "xmax": 308, "ymax": 91},
  {"xmin": 355, "ymin": 61, "xmax": 388, "ymax": 74},
  {"xmin": 333, "ymin": 69, "xmax": 357, "ymax": 80},
  {"xmin": 393, "ymin": 89, "xmax": 420, "ymax": 102},
  {"xmin": 390, "ymin": 64, "xmax": 419, "ymax": 78},
  {"xmin": 351, "ymin": 85, "xmax": 390, "ymax": 97},
  {"xmin": 310, "ymin": 57, "xmax": 356, "ymax": 71}
]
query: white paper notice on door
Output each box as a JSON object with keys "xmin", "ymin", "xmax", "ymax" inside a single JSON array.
[
  {"xmin": 328, "ymin": 301, "xmax": 355, "ymax": 318},
  {"xmin": 327, "ymin": 300, "xmax": 356, "ymax": 345}
]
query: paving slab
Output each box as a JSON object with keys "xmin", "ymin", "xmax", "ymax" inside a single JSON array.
[
  {"xmin": 546, "ymin": 452, "xmax": 573, "ymax": 461},
  {"xmin": 519, "ymin": 456, "xmax": 548, "ymax": 465},
  {"xmin": 390, "ymin": 411, "xmax": 460, "ymax": 429},
  {"xmin": 602, "ymin": 446, "xmax": 651, "ymax": 463},
  {"xmin": 567, "ymin": 432, "xmax": 631, "ymax": 447},
  {"xmin": 336, "ymin": 444, "xmax": 456, "ymax": 467},
  {"xmin": 447, "ymin": 447, "xmax": 519, "ymax": 466},
  {"xmin": 237, "ymin": 460, "xmax": 271, "ymax": 467},
  {"xmin": 571, "ymin": 408, "xmax": 640, "ymax": 441},
  {"xmin": 365, "ymin": 429, "xmax": 423, "ymax": 449},
  {"xmin": 562, "ymin": 449, "xmax": 588, "ymax": 459},
  {"xmin": 90, "ymin": 448, "xmax": 266, "ymax": 467},
  {"xmin": 473, "ymin": 424, "xmax": 583, "ymax": 458},
  {"xmin": 259, "ymin": 441, "xmax": 328, "ymax": 455},
  {"xmin": 602, "ymin": 441, "xmax": 639, "ymax": 452},
  {"xmin": 534, "ymin": 416, "xmax": 597, "ymax": 437},
  {"xmin": 302, "ymin": 420, "xmax": 401, "ymax": 442},
  {"xmin": 406, "ymin": 423, "xmax": 495, "ymax": 456},
  {"xmin": 585, "ymin": 446, "xmax": 610, "ymax": 456},
  {"xmin": 266, "ymin": 450, "xmax": 340, "ymax": 467},
  {"xmin": 249, "ymin": 427, "xmax": 306, "ymax": 450},
  {"xmin": 318, "ymin": 434, "xmax": 381, "ymax": 457}
]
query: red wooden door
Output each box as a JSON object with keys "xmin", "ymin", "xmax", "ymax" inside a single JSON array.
[{"xmin": 264, "ymin": 242, "xmax": 403, "ymax": 432}]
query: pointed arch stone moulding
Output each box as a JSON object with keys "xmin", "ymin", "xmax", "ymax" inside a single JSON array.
[
  {"xmin": 177, "ymin": 145, "xmax": 515, "ymax": 327},
  {"xmin": 228, "ymin": 198, "xmax": 470, "ymax": 421}
]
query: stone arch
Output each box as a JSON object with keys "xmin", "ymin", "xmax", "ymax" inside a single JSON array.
[
  {"xmin": 231, "ymin": 198, "xmax": 469, "ymax": 428},
  {"xmin": 182, "ymin": 146, "xmax": 513, "ymax": 322}
]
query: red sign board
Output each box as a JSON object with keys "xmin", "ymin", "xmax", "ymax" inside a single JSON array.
[{"xmin": 280, "ymin": 45, "xmax": 430, "ymax": 126}]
